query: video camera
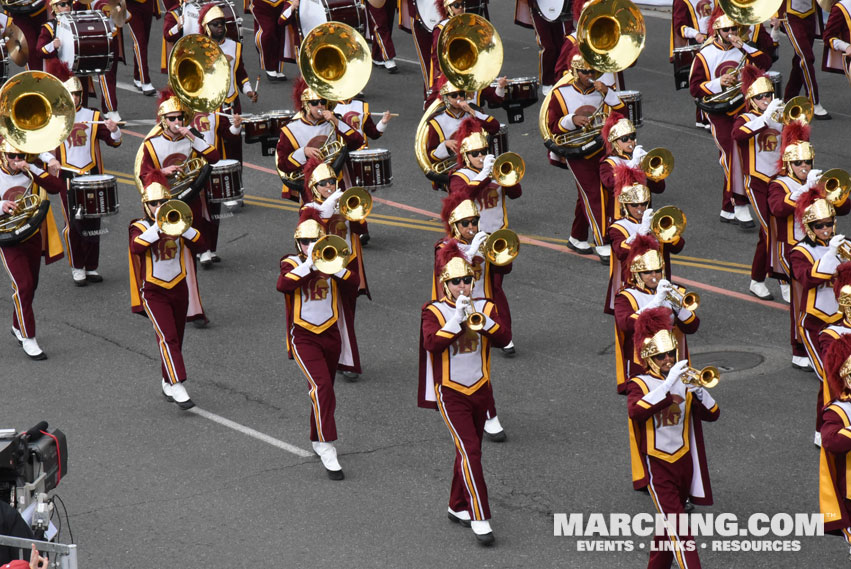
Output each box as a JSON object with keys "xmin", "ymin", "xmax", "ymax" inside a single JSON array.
[{"xmin": 0, "ymin": 422, "xmax": 68, "ymax": 513}]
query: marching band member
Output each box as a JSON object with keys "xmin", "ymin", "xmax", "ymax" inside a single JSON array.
[
  {"xmin": 546, "ymin": 44, "xmax": 625, "ymax": 263},
  {"xmin": 819, "ymin": 264, "xmax": 851, "ymax": 431},
  {"xmin": 0, "ymin": 142, "xmax": 65, "ymax": 361},
  {"xmin": 36, "ymin": 0, "xmax": 74, "ymax": 71},
  {"xmin": 513, "ymin": 0, "xmax": 569, "ymax": 94},
  {"xmin": 599, "ymin": 112, "xmax": 665, "ymax": 226},
  {"xmin": 429, "ymin": 0, "xmax": 466, "ymax": 94},
  {"xmin": 367, "ymin": 0, "xmax": 399, "ymax": 73},
  {"xmin": 91, "ymin": 0, "xmax": 125, "ymax": 121},
  {"xmin": 614, "ymin": 235, "xmax": 698, "ymax": 393},
  {"xmin": 11, "ymin": 2, "xmax": 49, "ymax": 72},
  {"xmin": 277, "ymin": 207, "xmax": 360, "ymax": 480},
  {"xmin": 160, "ymin": 0, "xmax": 183, "ymax": 73},
  {"xmin": 302, "ymin": 158, "xmax": 366, "ymax": 380},
  {"xmin": 732, "ymin": 65, "xmax": 784, "ymax": 301},
  {"xmin": 418, "ymin": 241, "xmax": 511, "ymax": 545},
  {"xmin": 129, "ymin": 172, "xmax": 204, "ymax": 410},
  {"xmin": 778, "ymin": 0, "xmax": 831, "ymax": 119},
  {"xmin": 605, "ymin": 164, "xmax": 683, "ymax": 315},
  {"xmin": 254, "ymin": 0, "xmax": 294, "ymax": 82},
  {"xmin": 671, "ymin": 0, "xmax": 713, "ymax": 127},
  {"xmin": 448, "ymin": 117, "xmax": 522, "ymax": 234},
  {"xmin": 553, "ymin": 1, "xmax": 625, "ymax": 90},
  {"xmin": 689, "ymin": 6, "xmax": 770, "ymax": 227},
  {"xmin": 398, "ymin": 0, "xmax": 438, "ymax": 100},
  {"xmin": 275, "ymin": 77, "xmax": 365, "ymax": 202},
  {"xmin": 42, "ymin": 66, "xmax": 122, "ymax": 286},
  {"xmin": 822, "ymin": 0, "xmax": 851, "ymax": 85},
  {"xmin": 424, "ymin": 77, "xmax": 500, "ymax": 191},
  {"xmin": 627, "ymin": 306, "xmax": 718, "ymax": 567},
  {"xmin": 819, "ymin": 334, "xmax": 851, "ymax": 558},
  {"xmin": 125, "ymin": 0, "xmax": 158, "ymax": 95}
]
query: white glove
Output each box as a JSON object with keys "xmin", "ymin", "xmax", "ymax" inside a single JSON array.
[
  {"xmin": 464, "ymin": 231, "xmax": 488, "ymax": 263},
  {"xmin": 763, "ymin": 97, "xmax": 783, "ymax": 121},
  {"xmin": 473, "ymin": 154, "xmax": 496, "ymax": 181},
  {"xmin": 664, "ymin": 359, "xmax": 690, "ymax": 391},
  {"xmin": 140, "ymin": 223, "xmax": 160, "ymax": 243},
  {"xmin": 638, "ymin": 208, "xmax": 653, "ymax": 235},
  {"xmin": 828, "ymin": 234, "xmax": 846, "ymax": 256},
  {"xmin": 451, "ymin": 294, "xmax": 471, "ymax": 325},
  {"xmin": 318, "ymin": 189, "xmax": 344, "ymax": 218},
  {"xmin": 644, "ymin": 278, "xmax": 671, "ymax": 309},
  {"xmin": 304, "ymin": 241, "xmax": 318, "ymax": 271},
  {"xmin": 628, "ymin": 145, "xmax": 647, "ymax": 168},
  {"xmin": 806, "ymin": 168, "xmax": 823, "ymax": 189},
  {"xmin": 789, "ymin": 187, "xmax": 805, "ymax": 201}
]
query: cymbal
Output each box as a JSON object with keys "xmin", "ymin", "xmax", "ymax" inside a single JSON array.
[
  {"xmin": 3, "ymin": 23, "xmax": 28, "ymax": 68},
  {"xmin": 103, "ymin": 0, "xmax": 128, "ymax": 28}
]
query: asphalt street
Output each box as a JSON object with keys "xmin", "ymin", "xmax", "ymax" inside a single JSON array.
[{"xmin": 3, "ymin": 4, "xmax": 851, "ymax": 568}]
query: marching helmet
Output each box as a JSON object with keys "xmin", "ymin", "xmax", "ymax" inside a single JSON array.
[
  {"xmin": 293, "ymin": 77, "xmax": 324, "ymax": 115},
  {"xmin": 435, "ymin": 239, "xmax": 475, "ymax": 299},
  {"xmin": 454, "ymin": 117, "xmax": 488, "ymax": 168},
  {"xmin": 156, "ymin": 88, "xmax": 190, "ymax": 128},
  {"xmin": 626, "ymin": 234, "xmax": 664, "ymax": 291},
  {"xmin": 139, "ymin": 171, "xmax": 173, "ymax": 218},
  {"xmin": 614, "ymin": 163, "xmax": 651, "ymax": 218},
  {"xmin": 441, "ymin": 191, "xmax": 479, "ymax": 240},
  {"xmin": 635, "ymin": 306, "xmax": 679, "ymax": 375},
  {"xmin": 303, "ymin": 157, "xmax": 337, "ymax": 203},
  {"xmin": 709, "ymin": 5, "xmax": 736, "ymax": 32},
  {"xmin": 740, "ymin": 64, "xmax": 774, "ymax": 109},
  {"xmin": 602, "ymin": 111, "xmax": 636, "ymax": 156},
  {"xmin": 779, "ymin": 122, "xmax": 814, "ymax": 177},
  {"xmin": 795, "ymin": 186, "xmax": 835, "ymax": 242},
  {"xmin": 293, "ymin": 207, "xmax": 327, "ymax": 257},
  {"xmin": 199, "ymin": 2, "xmax": 227, "ymax": 36}
]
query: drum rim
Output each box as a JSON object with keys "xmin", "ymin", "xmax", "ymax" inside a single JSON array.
[
  {"xmin": 72, "ymin": 174, "xmax": 116, "ymax": 183},
  {"xmin": 350, "ymin": 148, "xmax": 391, "ymax": 156}
]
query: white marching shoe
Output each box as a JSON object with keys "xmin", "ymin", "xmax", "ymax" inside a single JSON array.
[
  {"xmin": 484, "ymin": 416, "xmax": 506, "ymax": 442},
  {"xmin": 813, "ymin": 103, "xmax": 831, "ymax": 120},
  {"xmin": 21, "ymin": 337, "xmax": 46, "ymax": 360},
  {"xmin": 594, "ymin": 244, "xmax": 611, "ymax": 264},
  {"xmin": 161, "ymin": 379, "xmax": 174, "ymax": 402},
  {"xmin": 734, "ymin": 204, "xmax": 755, "ymax": 229},
  {"xmin": 780, "ymin": 283, "xmax": 791, "ymax": 303},
  {"xmin": 170, "ymin": 382, "xmax": 195, "ymax": 410},
  {"xmin": 312, "ymin": 441, "xmax": 344, "ymax": 480},
  {"xmin": 448, "ymin": 508, "xmax": 472, "ymax": 527},
  {"xmin": 567, "ymin": 236, "xmax": 592, "ymax": 255},
  {"xmin": 72, "ymin": 268, "xmax": 87, "ymax": 286},
  {"xmin": 749, "ymin": 280, "xmax": 773, "ymax": 300},
  {"xmin": 199, "ymin": 250, "xmax": 213, "ymax": 268},
  {"xmin": 471, "ymin": 520, "xmax": 495, "ymax": 546},
  {"xmin": 792, "ymin": 355, "xmax": 812, "ymax": 371}
]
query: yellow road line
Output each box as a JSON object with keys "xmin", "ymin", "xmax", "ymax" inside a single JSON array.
[
  {"xmin": 670, "ymin": 260, "xmax": 750, "ymax": 275},
  {"xmin": 245, "ymin": 193, "xmax": 443, "ymax": 226}
]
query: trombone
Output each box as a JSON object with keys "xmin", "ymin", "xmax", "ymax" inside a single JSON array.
[
  {"xmin": 311, "ymin": 234, "xmax": 352, "ymax": 274},
  {"xmin": 480, "ymin": 229, "xmax": 520, "ymax": 266},
  {"xmin": 492, "ymin": 152, "xmax": 525, "ymax": 187},
  {"xmin": 640, "ymin": 148, "xmax": 675, "ymax": 182},
  {"xmin": 650, "ymin": 206, "xmax": 687, "ymax": 244},
  {"xmin": 682, "ymin": 365, "xmax": 720, "ymax": 388},
  {"xmin": 339, "ymin": 187, "xmax": 372, "ymax": 222},
  {"xmin": 156, "ymin": 199, "xmax": 193, "ymax": 237},
  {"xmin": 666, "ymin": 284, "xmax": 700, "ymax": 312}
]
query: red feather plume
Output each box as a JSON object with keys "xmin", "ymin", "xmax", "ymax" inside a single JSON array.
[
  {"xmin": 302, "ymin": 156, "xmax": 324, "ymax": 198},
  {"xmin": 602, "ymin": 111, "xmax": 626, "ymax": 155},
  {"xmin": 778, "ymin": 122, "xmax": 811, "ymax": 172},
  {"xmin": 794, "ymin": 186, "xmax": 827, "ymax": 227},
  {"xmin": 613, "ymin": 162, "xmax": 647, "ymax": 198},
  {"xmin": 292, "ymin": 77, "xmax": 309, "ymax": 110},
  {"xmin": 197, "ymin": 2, "xmax": 221, "ymax": 27},
  {"xmin": 634, "ymin": 306, "xmax": 675, "ymax": 350},
  {"xmin": 297, "ymin": 205, "xmax": 326, "ymax": 227},
  {"xmin": 435, "ymin": 0, "xmax": 447, "ymax": 20},
  {"xmin": 572, "ymin": 0, "xmax": 586, "ymax": 25},
  {"xmin": 44, "ymin": 59, "xmax": 72, "ymax": 82},
  {"xmin": 834, "ymin": 263, "xmax": 851, "ymax": 302},
  {"xmin": 707, "ymin": 5, "xmax": 727, "ymax": 35},
  {"xmin": 625, "ymin": 234, "xmax": 661, "ymax": 269},
  {"xmin": 142, "ymin": 169, "xmax": 169, "ymax": 189},
  {"xmin": 156, "ymin": 87, "xmax": 177, "ymax": 108},
  {"xmin": 739, "ymin": 64, "xmax": 764, "ymax": 97},
  {"xmin": 435, "ymin": 238, "xmax": 465, "ymax": 274},
  {"xmin": 825, "ymin": 335, "xmax": 851, "ymax": 400}
]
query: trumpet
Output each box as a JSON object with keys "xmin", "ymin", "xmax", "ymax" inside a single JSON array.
[
  {"xmin": 480, "ymin": 229, "xmax": 520, "ymax": 266},
  {"xmin": 818, "ymin": 168, "xmax": 851, "ymax": 205},
  {"xmin": 492, "ymin": 152, "xmax": 525, "ymax": 187},
  {"xmin": 462, "ymin": 298, "xmax": 486, "ymax": 331},
  {"xmin": 666, "ymin": 284, "xmax": 700, "ymax": 312},
  {"xmin": 770, "ymin": 96, "xmax": 813, "ymax": 125},
  {"xmin": 640, "ymin": 148, "xmax": 675, "ymax": 182},
  {"xmin": 650, "ymin": 206, "xmax": 687, "ymax": 244},
  {"xmin": 311, "ymin": 234, "xmax": 351, "ymax": 274},
  {"xmin": 156, "ymin": 199, "xmax": 193, "ymax": 237},
  {"xmin": 681, "ymin": 365, "xmax": 720, "ymax": 389},
  {"xmin": 339, "ymin": 186, "xmax": 372, "ymax": 222},
  {"xmin": 836, "ymin": 241, "xmax": 851, "ymax": 262}
]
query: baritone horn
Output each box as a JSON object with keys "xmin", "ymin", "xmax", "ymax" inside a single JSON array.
[
  {"xmin": 771, "ymin": 96, "xmax": 813, "ymax": 125},
  {"xmin": 437, "ymin": 13, "xmax": 503, "ymax": 92},
  {"xmin": 682, "ymin": 365, "xmax": 720, "ymax": 388},
  {"xmin": 492, "ymin": 152, "xmax": 525, "ymax": 187},
  {"xmin": 640, "ymin": 148, "xmax": 674, "ymax": 182},
  {"xmin": 339, "ymin": 186, "xmax": 372, "ymax": 222},
  {"xmin": 156, "ymin": 199, "xmax": 193, "ymax": 237},
  {"xmin": 818, "ymin": 168, "xmax": 851, "ymax": 205},
  {"xmin": 666, "ymin": 284, "xmax": 700, "ymax": 312},
  {"xmin": 576, "ymin": 0, "xmax": 646, "ymax": 73},
  {"xmin": 311, "ymin": 234, "xmax": 352, "ymax": 274},
  {"xmin": 650, "ymin": 206, "xmax": 687, "ymax": 244},
  {"xmin": 482, "ymin": 229, "xmax": 520, "ymax": 266}
]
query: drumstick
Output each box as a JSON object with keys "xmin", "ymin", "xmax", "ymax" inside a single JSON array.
[
  {"xmin": 80, "ymin": 121, "xmax": 127, "ymax": 126},
  {"xmin": 387, "ymin": 113, "xmax": 400, "ymax": 117},
  {"xmin": 254, "ymin": 75, "xmax": 261, "ymax": 94}
]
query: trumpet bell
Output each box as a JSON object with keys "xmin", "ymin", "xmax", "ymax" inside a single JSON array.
[
  {"xmin": 168, "ymin": 34, "xmax": 230, "ymax": 113},
  {"xmin": 780, "ymin": 96, "xmax": 813, "ymax": 125},
  {"xmin": 577, "ymin": 0, "xmax": 646, "ymax": 73},
  {"xmin": 718, "ymin": 0, "xmax": 783, "ymax": 25},
  {"xmin": 683, "ymin": 365, "xmax": 720, "ymax": 388},
  {"xmin": 818, "ymin": 168, "xmax": 851, "ymax": 205},
  {"xmin": 0, "ymin": 71, "xmax": 75, "ymax": 154},
  {"xmin": 651, "ymin": 206, "xmax": 687, "ymax": 244},
  {"xmin": 681, "ymin": 291, "xmax": 700, "ymax": 312},
  {"xmin": 312, "ymin": 234, "xmax": 352, "ymax": 274},
  {"xmin": 339, "ymin": 186, "xmax": 372, "ymax": 222},
  {"xmin": 641, "ymin": 148, "xmax": 674, "ymax": 182},
  {"xmin": 437, "ymin": 13, "xmax": 503, "ymax": 92},
  {"xmin": 299, "ymin": 22, "xmax": 372, "ymax": 101},
  {"xmin": 156, "ymin": 199, "xmax": 194, "ymax": 237},
  {"xmin": 484, "ymin": 229, "xmax": 520, "ymax": 266},
  {"xmin": 466, "ymin": 311, "xmax": 485, "ymax": 331},
  {"xmin": 492, "ymin": 152, "xmax": 525, "ymax": 187}
]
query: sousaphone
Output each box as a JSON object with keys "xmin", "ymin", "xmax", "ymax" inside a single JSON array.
[{"xmin": 299, "ymin": 21, "xmax": 372, "ymax": 101}]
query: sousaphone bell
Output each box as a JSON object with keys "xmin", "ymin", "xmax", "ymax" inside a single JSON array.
[
  {"xmin": 299, "ymin": 21, "xmax": 372, "ymax": 101},
  {"xmin": 718, "ymin": 0, "xmax": 783, "ymax": 26},
  {"xmin": 0, "ymin": 71, "xmax": 75, "ymax": 153},
  {"xmin": 576, "ymin": 0, "xmax": 646, "ymax": 73},
  {"xmin": 437, "ymin": 13, "xmax": 503, "ymax": 92},
  {"xmin": 168, "ymin": 34, "xmax": 231, "ymax": 114}
]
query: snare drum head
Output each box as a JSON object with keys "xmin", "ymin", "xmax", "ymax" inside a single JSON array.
[
  {"xmin": 72, "ymin": 174, "xmax": 115, "ymax": 186},
  {"xmin": 299, "ymin": 0, "xmax": 330, "ymax": 38},
  {"xmin": 618, "ymin": 90, "xmax": 641, "ymax": 101},
  {"xmin": 212, "ymin": 158, "xmax": 241, "ymax": 171},
  {"xmin": 267, "ymin": 109, "xmax": 293, "ymax": 118},
  {"xmin": 536, "ymin": 0, "xmax": 567, "ymax": 22},
  {"xmin": 412, "ymin": 0, "xmax": 441, "ymax": 31},
  {"xmin": 350, "ymin": 148, "xmax": 390, "ymax": 159}
]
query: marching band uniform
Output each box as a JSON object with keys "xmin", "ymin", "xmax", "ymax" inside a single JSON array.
[
  {"xmin": 0, "ymin": 144, "xmax": 64, "ymax": 360},
  {"xmin": 367, "ymin": 0, "xmax": 398, "ymax": 73},
  {"xmin": 91, "ymin": 0, "xmax": 125, "ymax": 119},
  {"xmin": 397, "ymin": 0, "xmax": 439, "ymax": 100},
  {"xmin": 434, "ymin": 195, "xmax": 512, "ymax": 438},
  {"xmin": 822, "ymin": 0, "xmax": 851, "ymax": 85},
  {"xmin": 818, "ymin": 264, "xmax": 851, "ymax": 431},
  {"xmin": 252, "ymin": 0, "xmax": 293, "ymax": 81},
  {"xmin": 689, "ymin": 7, "xmax": 770, "ymax": 225},
  {"xmin": 605, "ymin": 164, "xmax": 683, "ymax": 315},
  {"xmin": 139, "ymin": 89, "xmax": 221, "ymax": 324},
  {"xmin": 277, "ymin": 208, "xmax": 359, "ymax": 479},
  {"xmin": 44, "ymin": 71, "xmax": 122, "ymax": 286},
  {"xmin": 732, "ymin": 65, "xmax": 783, "ymax": 300},
  {"xmin": 614, "ymin": 235, "xmax": 698, "ymax": 393},
  {"xmin": 779, "ymin": 0, "xmax": 831, "ymax": 118},
  {"xmin": 419, "ymin": 242, "xmax": 510, "ymax": 545},
  {"xmin": 546, "ymin": 44, "xmax": 625, "ymax": 262},
  {"xmin": 160, "ymin": 0, "xmax": 183, "ymax": 73},
  {"xmin": 129, "ymin": 173, "xmax": 204, "ymax": 409},
  {"xmin": 301, "ymin": 159, "xmax": 366, "ymax": 378},
  {"xmin": 125, "ymin": 0, "xmax": 159, "ymax": 95},
  {"xmin": 276, "ymin": 78, "xmax": 365, "ymax": 202},
  {"xmin": 333, "ymin": 99, "xmax": 390, "ymax": 150},
  {"xmin": 627, "ymin": 307, "xmax": 718, "ymax": 567},
  {"xmin": 671, "ymin": 0, "xmax": 713, "ymax": 59},
  {"xmin": 448, "ymin": 118, "xmax": 521, "ymax": 234},
  {"xmin": 513, "ymin": 0, "xmax": 569, "ymax": 92}
]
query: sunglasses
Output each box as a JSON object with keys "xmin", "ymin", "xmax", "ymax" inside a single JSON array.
[
  {"xmin": 308, "ymin": 99, "xmax": 328, "ymax": 107},
  {"xmin": 458, "ymin": 217, "xmax": 480, "ymax": 228},
  {"xmin": 791, "ymin": 160, "xmax": 813, "ymax": 167},
  {"xmin": 316, "ymin": 178, "xmax": 336, "ymax": 187},
  {"xmin": 719, "ymin": 26, "xmax": 737, "ymax": 32},
  {"xmin": 448, "ymin": 2, "xmax": 463, "ymax": 8},
  {"xmin": 577, "ymin": 69, "xmax": 596, "ymax": 75},
  {"xmin": 449, "ymin": 276, "xmax": 474, "ymax": 285},
  {"xmin": 467, "ymin": 149, "xmax": 486, "ymax": 158},
  {"xmin": 753, "ymin": 92, "xmax": 773, "ymax": 101},
  {"xmin": 5, "ymin": 153, "xmax": 24, "ymax": 159},
  {"xmin": 448, "ymin": 92, "xmax": 466, "ymax": 99},
  {"xmin": 54, "ymin": 1, "xmax": 70, "ymax": 6},
  {"xmin": 812, "ymin": 221, "xmax": 834, "ymax": 230},
  {"xmin": 165, "ymin": 114, "xmax": 185, "ymax": 122},
  {"xmin": 618, "ymin": 133, "xmax": 637, "ymax": 143},
  {"xmin": 298, "ymin": 238, "xmax": 318, "ymax": 246},
  {"xmin": 207, "ymin": 19, "xmax": 226, "ymax": 26},
  {"xmin": 652, "ymin": 350, "xmax": 677, "ymax": 361},
  {"xmin": 640, "ymin": 269, "xmax": 663, "ymax": 275}
]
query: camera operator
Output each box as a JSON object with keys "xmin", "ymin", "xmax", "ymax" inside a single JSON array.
[{"xmin": 0, "ymin": 501, "xmax": 34, "ymax": 565}]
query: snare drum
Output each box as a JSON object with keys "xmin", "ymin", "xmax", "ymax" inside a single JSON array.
[
  {"xmin": 533, "ymin": 0, "xmax": 569, "ymax": 22},
  {"xmin": 672, "ymin": 46, "xmax": 695, "ymax": 91},
  {"xmin": 69, "ymin": 174, "xmax": 119, "ymax": 218},
  {"xmin": 205, "ymin": 159, "xmax": 244, "ymax": 203},
  {"xmin": 56, "ymin": 11, "xmax": 114, "ymax": 76},
  {"xmin": 618, "ymin": 90, "xmax": 643, "ymax": 127},
  {"xmin": 412, "ymin": 0, "xmax": 441, "ymax": 30},
  {"xmin": 349, "ymin": 148, "xmax": 392, "ymax": 190},
  {"xmin": 501, "ymin": 77, "xmax": 538, "ymax": 105},
  {"xmin": 299, "ymin": 0, "xmax": 366, "ymax": 38},
  {"xmin": 241, "ymin": 114, "xmax": 272, "ymax": 144},
  {"xmin": 766, "ymin": 70, "xmax": 783, "ymax": 100},
  {"xmin": 266, "ymin": 109, "xmax": 294, "ymax": 136},
  {"xmin": 487, "ymin": 124, "xmax": 509, "ymax": 156}
]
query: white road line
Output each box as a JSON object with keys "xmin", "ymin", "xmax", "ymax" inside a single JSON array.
[
  {"xmin": 189, "ymin": 407, "xmax": 314, "ymax": 457},
  {"xmin": 116, "ymin": 80, "xmax": 139, "ymax": 93}
]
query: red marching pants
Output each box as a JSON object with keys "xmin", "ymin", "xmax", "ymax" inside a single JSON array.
[
  {"xmin": 59, "ymin": 184, "xmax": 101, "ymax": 271},
  {"xmin": 0, "ymin": 233, "xmax": 43, "ymax": 339},
  {"xmin": 783, "ymin": 14, "xmax": 820, "ymax": 105},
  {"xmin": 745, "ymin": 177, "xmax": 771, "ymax": 281},
  {"xmin": 97, "ymin": 32, "xmax": 122, "ymax": 113},
  {"xmin": 253, "ymin": 1, "xmax": 286, "ymax": 74},
  {"xmin": 530, "ymin": 8, "xmax": 568, "ymax": 87},
  {"xmin": 411, "ymin": 18, "xmax": 433, "ymax": 100},
  {"xmin": 566, "ymin": 154, "xmax": 606, "ymax": 246},
  {"xmin": 368, "ymin": 0, "xmax": 397, "ymax": 62},
  {"xmin": 645, "ymin": 455, "xmax": 702, "ymax": 569},
  {"xmin": 707, "ymin": 113, "xmax": 748, "ymax": 213},
  {"xmin": 141, "ymin": 280, "xmax": 190, "ymax": 384},
  {"xmin": 435, "ymin": 382, "xmax": 494, "ymax": 521},
  {"xmin": 290, "ymin": 324, "xmax": 342, "ymax": 442},
  {"xmin": 126, "ymin": 0, "xmax": 155, "ymax": 84},
  {"xmin": 14, "ymin": 11, "xmax": 48, "ymax": 71}
]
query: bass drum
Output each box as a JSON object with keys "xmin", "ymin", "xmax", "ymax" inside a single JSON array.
[
  {"xmin": 533, "ymin": 0, "xmax": 569, "ymax": 22},
  {"xmin": 299, "ymin": 0, "xmax": 366, "ymax": 38},
  {"xmin": 56, "ymin": 11, "xmax": 114, "ymax": 75}
]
